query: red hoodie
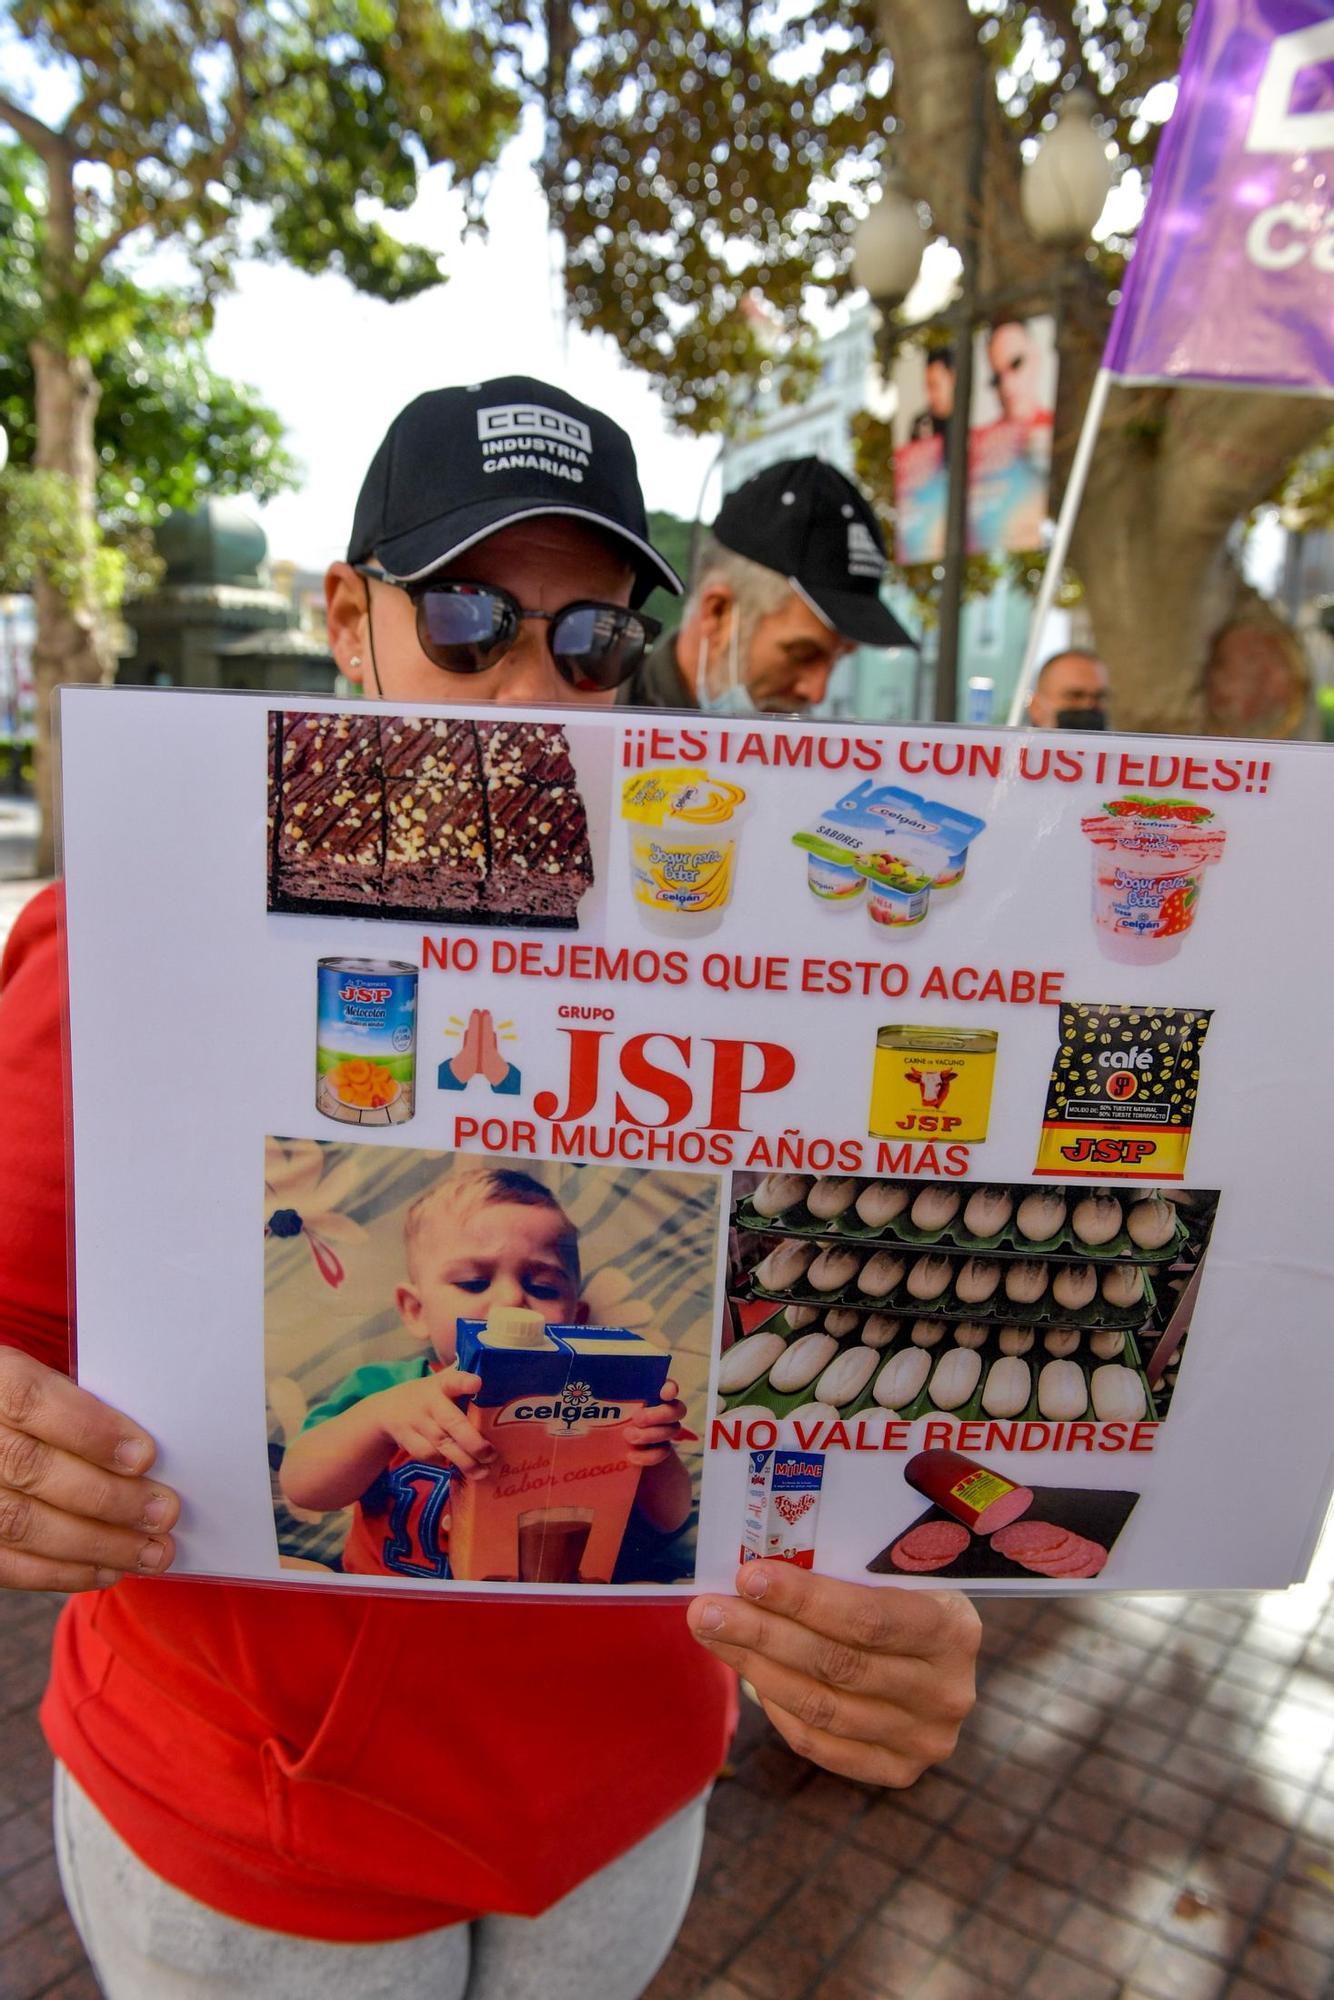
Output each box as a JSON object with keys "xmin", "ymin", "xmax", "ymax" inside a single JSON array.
[{"xmin": 1, "ymin": 886, "xmax": 736, "ymax": 1941}]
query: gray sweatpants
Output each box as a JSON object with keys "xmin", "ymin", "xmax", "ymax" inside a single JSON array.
[{"xmin": 54, "ymin": 1764, "xmax": 707, "ymax": 1999}]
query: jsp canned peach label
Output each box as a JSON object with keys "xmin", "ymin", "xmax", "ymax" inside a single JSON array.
[
  {"xmin": 316, "ymin": 957, "xmax": 417, "ymax": 1125},
  {"xmin": 868, "ymin": 1026, "xmax": 998, "ymax": 1143}
]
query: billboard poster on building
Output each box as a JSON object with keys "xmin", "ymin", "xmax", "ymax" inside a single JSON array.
[{"xmin": 892, "ymin": 318, "xmax": 1058, "ymax": 565}]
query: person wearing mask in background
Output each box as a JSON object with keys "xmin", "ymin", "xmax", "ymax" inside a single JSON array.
[
  {"xmin": 0, "ymin": 377, "xmax": 979, "ymax": 2000},
  {"xmin": 619, "ymin": 456, "xmax": 914, "ymax": 717},
  {"xmin": 1026, "ymin": 647, "xmax": 1111, "ymax": 730}
]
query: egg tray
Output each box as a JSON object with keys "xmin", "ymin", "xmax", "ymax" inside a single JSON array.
[
  {"xmin": 717, "ymin": 1312, "xmax": 888, "ymax": 1423},
  {"xmin": 720, "ymin": 1310, "xmax": 1157, "ymax": 1429},
  {"xmin": 744, "ymin": 1265, "xmax": 1156, "ymax": 1331},
  {"xmin": 732, "ymin": 1196, "xmax": 1186, "ymax": 1266}
]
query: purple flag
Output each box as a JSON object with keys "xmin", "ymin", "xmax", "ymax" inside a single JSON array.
[{"xmin": 1104, "ymin": 0, "xmax": 1334, "ymax": 394}]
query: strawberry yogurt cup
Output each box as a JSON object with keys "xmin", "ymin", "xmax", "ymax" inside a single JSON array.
[{"xmin": 1081, "ymin": 797, "xmax": 1226, "ymax": 964}]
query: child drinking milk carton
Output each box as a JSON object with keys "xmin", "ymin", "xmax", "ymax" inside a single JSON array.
[{"xmin": 278, "ymin": 1167, "xmax": 690, "ymax": 1579}]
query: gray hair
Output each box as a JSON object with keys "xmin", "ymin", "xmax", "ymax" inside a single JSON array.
[{"xmin": 687, "ymin": 532, "xmax": 793, "ymax": 666}]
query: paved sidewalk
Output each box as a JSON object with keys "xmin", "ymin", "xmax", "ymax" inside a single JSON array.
[{"xmin": 3, "ymin": 1559, "xmax": 1334, "ymax": 1999}]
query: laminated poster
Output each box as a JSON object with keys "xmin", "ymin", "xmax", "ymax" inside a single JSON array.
[{"xmin": 59, "ymin": 689, "xmax": 1334, "ymax": 1598}]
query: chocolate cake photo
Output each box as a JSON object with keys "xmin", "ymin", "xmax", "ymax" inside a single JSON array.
[{"xmin": 267, "ymin": 711, "xmax": 595, "ymax": 928}]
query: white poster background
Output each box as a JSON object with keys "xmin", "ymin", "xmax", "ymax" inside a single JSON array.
[{"xmin": 60, "ymin": 687, "xmax": 1334, "ymax": 1597}]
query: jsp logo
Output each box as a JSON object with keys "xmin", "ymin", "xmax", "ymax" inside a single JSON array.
[{"xmin": 1245, "ymin": 20, "xmax": 1334, "ymax": 155}]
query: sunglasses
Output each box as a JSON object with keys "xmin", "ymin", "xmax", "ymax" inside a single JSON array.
[
  {"xmin": 354, "ymin": 566, "xmax": 660, "ymax": 692},
  {"xmin": 989, "ymin": 354, "xmax": 1030, "ymax": 391}
]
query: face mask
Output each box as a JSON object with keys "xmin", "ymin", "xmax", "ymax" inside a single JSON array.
[
  {"xmin": 1055, "ymin": 707, "xmax": 1108, "ymax": 731},
  {"xmin": 697, "ymin": 621, "xmax": 759, "ymax": 719}
]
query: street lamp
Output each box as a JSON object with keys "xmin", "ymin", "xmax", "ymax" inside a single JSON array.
[
  {"xmin": 1022, "ymin": 91, "xmax": 1115, "ymax": 247},
  {"xmin": 851, "ymin": 170, "xmax": 930, "ymax": 308},
  {"xmin": 856, "ymin": 81, "xmax": 1114, "ymax": 724}
]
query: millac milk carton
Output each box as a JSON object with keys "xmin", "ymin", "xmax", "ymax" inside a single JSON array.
[
  {"xmin": 741, "ymin": 1449, "xmax": 826, "ymax": 1568},
  {"xmin": 451, "ymin": 1309, "xmax": 671, "ymax": 1584}
]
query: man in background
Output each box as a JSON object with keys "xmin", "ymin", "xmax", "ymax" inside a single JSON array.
[
  {"xmin": 1025, "ymin": 647, "xmax": 1111, "ymax": 729},
  {"xmin": 986, "ymin": 320, "xmax": 1053, "ymax": 429},
  {"xmin": 620, "ymin": 456, "xmax": 914, "ymax": 716},
  {"xmin": 910, "ymin": 346, "xmax": 955, "ymax": 442}
]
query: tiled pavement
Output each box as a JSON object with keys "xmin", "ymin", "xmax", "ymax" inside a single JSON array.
[{"xmin": 4, "ymin": 1561, "xmax": 1334, "ymax": 2000}]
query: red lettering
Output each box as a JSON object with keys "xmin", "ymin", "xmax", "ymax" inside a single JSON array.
[
  {"xmin": 705, "ymin": 1039, "xmax": 796, "ymax": 1130},
  {"xmin": 615, "ymin": 1034, "xmax": 694, "ymax": 1127},
  {"xmin": 533, "ymin": 1028, "xmax": 610, "ymax": 1122}
]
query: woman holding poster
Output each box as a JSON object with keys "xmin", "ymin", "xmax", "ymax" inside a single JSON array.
[{"xmin": 0, "ymin": 376, "xmax": 979, "ymax": 1996}]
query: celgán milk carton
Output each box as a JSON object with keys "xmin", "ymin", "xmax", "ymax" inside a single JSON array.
[{"xmin": 450, "ymin": 1309, "xmax": 671, "ymax": 1584}]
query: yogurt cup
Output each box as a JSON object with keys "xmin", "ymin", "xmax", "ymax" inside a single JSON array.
[
  {"xmin": 863, "ymin": 855, "xmax": 934, "ymax": 929},
  {"xmin": 1081, "ymin": 797, "xmax": 1226, "ymax": 963},
  {"xmin": 622, "ymin": 768, "xmax": 748, "ymax": 935},
  {"xmin": 794, "ymin": 782, "xmax": 986, "ymax": 918},
  {"xmin": 804, "ymin": 851, "xmax": 866, "ymax": 906}
]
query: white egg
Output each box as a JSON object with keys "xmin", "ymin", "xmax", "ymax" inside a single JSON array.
[
  {"xmin": 953, "ymin": 1321, "xmax": 990, "ymax": 1349},
  {"xmin": 1072, "ymin": 1195, "xmax": 1123, "ymax": 1246},
  {"xmin": 808, "ymin": 1246, "xmax": 861, "ymax": 1293},
  {"xmin": 998, "ymin": 1325, "xmax": 1034, "ymax": 1356},
  {"xmin": 823, "ymin": 1308, "xmax": 861, "ymax": 1337},
  {"xmin": 752, "ymin": 1240, "xmax": 815, "ymax": 1292},
  {"xmin": 910, "ymin": 1319, "xmax": 946, "ymax": 1347},
  {"xmin": 1126, "ymin": 1196, "xmax": 1177, "ymax": 1250},
  {"xmin": 906, "ymin": 1255, "xmax": 953, "ymax": 1300},
  {"xmin": 751, "ymin": 1173, "xmax": 812, "ymax": 1218},
  {"xmin": 860, "ymin": 1314, "xmax": 901, "ymax": 1349},
  {"xmin": 1043, "ymin": 1327, "xmax": 1081, "ymax": 1357},
  {"xmin": 1016, "ymin": 1190, "xmax": 1066, "ymax": 1242},
  {"xmin": 807, "ymin": 1176, "xmax": 857, "ymax": 1220},
  {"xmin": 962, "ymin": 1187, "xmax": 1014, "ymax": 1238},
  {"xmin": 854, "ymin": 1181, "xmax": 910, "ymax": 1228},
  {"xmin": 1052, "ymin": 1263, "xmax": 1097, "ymax": 1310},
  {"xmin": 1004, "ymin": 1260, "xmax": 1048, "ymax": 1304},
  {"xmin": 955, "ymin": 1258, "xmax": 1001, "ymax": 1303},
  {"xmin": 910, "ymin": 1185, "xmax": 961, "ymax": 1232},
  {"xmin": 1101, "ymin": 1264, "xmax": 1145, "ymax": 1307},
  {"xmin": 783, "ymin": 1304, "xmax": 820, "ymax": 1331},
  {"xmin": 857, "ymin": 1250, "xmax": 907, "ymax": 1298}
]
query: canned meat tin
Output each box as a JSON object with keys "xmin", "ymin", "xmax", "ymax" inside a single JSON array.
[
  {"xmin": 868, "ymin": 1026, "xmax": 998, "ymax": 1143},
  {"xmin": 316, "ymin": 958, "xmax": 417, "ymax": 1125}
]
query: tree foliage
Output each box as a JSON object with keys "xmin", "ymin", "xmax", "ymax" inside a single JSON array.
[
  {"xmin": 0, "ymin": 142, "xmax": 299, "ymax": 529},
  {"xmin": 518, "ymin": 0, "xmax": 1199, "ymax": 429},
  {"xmin": 2, "ymin": 0, "xmax": 522, "ymax": 317}
]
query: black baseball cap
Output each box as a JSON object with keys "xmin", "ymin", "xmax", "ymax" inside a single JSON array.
[
  {"xmin": 348, "ymin": 376, "xmax": 682, "ymax": 607},
  {"xmin": 712, "ymin": 458, "xmax": 915, "ymax": 648}
]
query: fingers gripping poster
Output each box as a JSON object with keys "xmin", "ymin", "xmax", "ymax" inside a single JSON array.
[{"xmin": 60, "ymin": 689, "xmax": 1334, "ymax": 1597}]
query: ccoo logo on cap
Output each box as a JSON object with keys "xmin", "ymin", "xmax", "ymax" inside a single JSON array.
[
  {"xmin": 711, "ymin": 458, "xmax": 915, "ymax": 649},
  {"xmin": 348, "ymin": 375, "xmax": 682, "ymax": 607}
]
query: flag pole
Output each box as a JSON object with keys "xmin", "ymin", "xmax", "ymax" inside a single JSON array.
[{"xmin": 1005, "ymin": 366, "xmax": 1113, "ymax": 725}]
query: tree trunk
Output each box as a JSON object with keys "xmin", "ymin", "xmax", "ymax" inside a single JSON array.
[
  {"xmin": 1071, "ymin": 383, "xmax": 1332, "ymax": 734},
  {"xmin": 29, "ymin": 338, "xmax": 109, "ymax": 876},
  {"xmin": 879, "ymin": 0, "xmax": 1334, "ymax": 738}
]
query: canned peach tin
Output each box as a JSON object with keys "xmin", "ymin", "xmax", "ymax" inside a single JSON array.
[
  {"xmin": 316, "ymin": 957, "xmax": 417, "ymax": 1126},
  {"xmin": 868, "ymin": 1026, "xmax": 998, "ymax": 1144}
]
